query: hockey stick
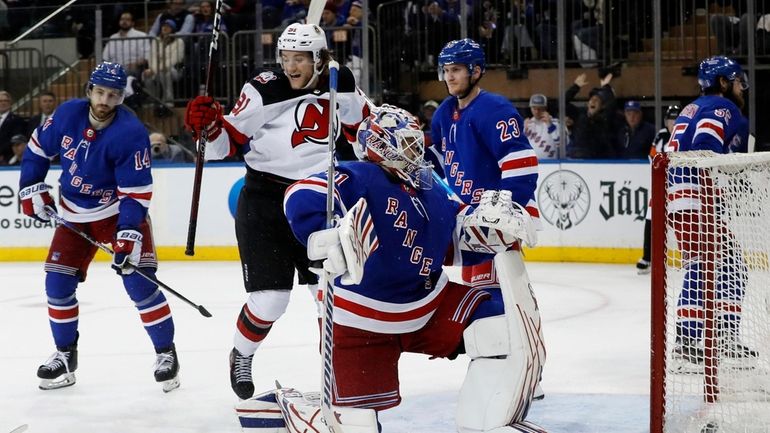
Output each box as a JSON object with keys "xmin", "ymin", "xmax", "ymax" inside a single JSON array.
[
  {"xmin": 8, "ymin": 425, "xmax": 28, "ymax": 433},
  {"xmin": 185, "ymin": 0, "xmax": 224, "ymax": 256},
  {"xmin": 320, "ymin": 60, "xmax": 340, "ymax": 432},
  {"xmin": 306, "ymin": 0, "xmax": 326, "ymax": 25},
  {"xmin": 44, "ymin": 206, "xmax": 213, "ymax": 318}
]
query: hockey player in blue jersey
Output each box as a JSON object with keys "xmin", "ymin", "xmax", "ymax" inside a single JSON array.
[
  {"xmin": 428, "ymin": 38, "xmax": 545, "ymax": 399},
  {"xmin": 429, "ymin": 38, "xmax": 539, "ymax": 291},
  {"xmin": 235, "ymin": 106, "xmax": 546, "ymax": 432},
  {"xmin": 664, "ymin": 55, "xmax": 756, "ymax": 366},
  {"xmin": 18, "ymin": 62, "xmax": 180, "ymax": 392}
]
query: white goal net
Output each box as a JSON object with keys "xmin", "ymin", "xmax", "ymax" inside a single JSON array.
[{"xmin": 651, "ymin": 151, "xmax": 770, "ymax": 433}]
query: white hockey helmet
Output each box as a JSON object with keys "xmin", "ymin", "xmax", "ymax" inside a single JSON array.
[
  {"xmin": 276, "ymin": 23, "xmax": 327, "ymax": 70},
  {"xmin": 355, "ymin": 105, "xmax": 432, "ymax": 189}
]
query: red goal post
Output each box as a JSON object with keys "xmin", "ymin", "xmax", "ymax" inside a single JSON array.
[{"xmin": 650, "ymin": 150, "xmax": 770, "ymax": 433}]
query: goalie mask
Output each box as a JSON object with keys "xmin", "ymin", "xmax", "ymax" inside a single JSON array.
[{"xmin": 355, "ymin": 105, "xmax": 432, "ymax": 190}]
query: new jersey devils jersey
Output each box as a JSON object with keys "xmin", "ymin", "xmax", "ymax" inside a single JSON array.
[
  {"xmin": 206, "ymin": 67, "xmax": 369, "ymax": 180},
  {"xmin": 20, "ymin": 99, "xmax": 152, "ymax": 229},
  {"xmin": 664, "ymin": 95, "xmax": 748, "ymax": 214},
  {"xmin": 283, "ymin": 162, "xmax": 486, "ymax": 334},
  {"xmin": 429, "ymin": 91, "xmax": 540, "ymax": 223}
]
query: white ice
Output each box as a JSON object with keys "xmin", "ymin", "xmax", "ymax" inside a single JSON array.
[{"xmin": 0, "ymin": 261, "xmax": 651, "ymax": 433}]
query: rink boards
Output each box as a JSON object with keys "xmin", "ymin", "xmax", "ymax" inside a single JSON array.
[{"xmin": 0, "ymin": 160, "xmax": 651, "ymax": 263}]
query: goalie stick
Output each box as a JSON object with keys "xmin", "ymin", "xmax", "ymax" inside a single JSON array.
[
  {"xmin": 185, "ymin": 0, "xmax": 224, "ymax": 256},
  {"xmin": 320, "ymin": 59, "xmax": 340, "ymax": 432},
  {"xmin": 44, "ymin": 206, "xmax": 213, "ymax": 318}
]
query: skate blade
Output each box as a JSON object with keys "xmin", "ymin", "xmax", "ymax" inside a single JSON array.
[
  {"xmin": 533, "ymin": 384, "xmax": 545, "ymax": 401},
  {"xmin": 669, "ymin": 358, "xmax": 703, "ymax": 375},
  {"xmin": 161, "ymin": 375, "xmax": 180, "ymax": 393},
  {"xmin": 39, "ymin": 373, "xmax": 76, "ymax": 390}
]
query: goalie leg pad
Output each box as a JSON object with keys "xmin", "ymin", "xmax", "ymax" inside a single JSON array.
[
  {"xmin": 235, "ymin": 390, "xmax": 288, "ymax": 432},
  {"xmin": 274, "ymin": 387, "xmax": 379, "ymax": 433},
  {"xmin": 456, "ymin": 250, "xmax": 545, "ymax": 433}
]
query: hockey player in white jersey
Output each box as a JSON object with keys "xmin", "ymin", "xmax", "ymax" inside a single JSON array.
[
  {"xmin": 19, "ymin": 62, "xmax": 179, "ymax": 392},
  {"xmin": 236, "ymin": 106, "xmax": 546, "ymax": 433},
  {"xmin": 184, "ymin": 22, "xmax": 370, "ymax": 400}
]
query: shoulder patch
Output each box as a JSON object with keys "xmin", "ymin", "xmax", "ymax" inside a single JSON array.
[
  {"xmin": 681, "ymin": 103, "xmax": 698, "ymax": 119},
  {"xmin": 253, "ymin": 70, "xmax": 278, "ymax": 84},
  {"xmin": 248, "ymin": 68, "xmax": 294, "ymax": 106}
]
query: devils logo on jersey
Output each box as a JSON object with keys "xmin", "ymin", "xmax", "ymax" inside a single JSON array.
[{"xmin": 290, "ymin": 99, "xmax": 339, "ymax": 147}]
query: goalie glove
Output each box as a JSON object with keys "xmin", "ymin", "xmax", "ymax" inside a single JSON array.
[
  {"xmin": 19, "ymin": 182, "xmax": 57, "ymax": 223},
  {"xmin": 461, "ymin": 190, "xmax": 537, "ymax": 254}
]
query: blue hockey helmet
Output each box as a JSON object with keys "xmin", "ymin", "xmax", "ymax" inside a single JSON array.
[
  {"xmin": 355, "ymin": 105, "xmax": 432, "ymax": 189},
  {"xmin": 437, "ymin": 38, "xmax": 485, "ymax": 81},
  {"xmin": 697, "ymin": 56, "xmax": 748, "ymax": 92},
  {"xmin": 88, "ymin": 61, "xmax": 128, "ymax": 91}
]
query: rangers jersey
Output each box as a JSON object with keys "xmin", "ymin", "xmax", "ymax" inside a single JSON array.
[
  {"xmin": 283, "ymin": 162, "xmax": 486, "ymax": 334},
  {"xmin": 429, "ymin": 91, "xmax": 540, "ymax": 223},
  {"xmin": 206, "ymin": 66, "xmax": 369, "ymax": 180},
  {"xmin": 665, "ymin": 95, "xmax": 748, "ymax": 213},
  {"xmin": 665, "ymin": 95, "xmax": 748, "ymax": 154},
  {"xmin": 20, "ymin": 99, "xmax": 152, "ymax": 229}
]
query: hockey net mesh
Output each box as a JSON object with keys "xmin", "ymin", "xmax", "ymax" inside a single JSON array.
[{"xmin": 660, "ymin": 151, "xmax": 770, "ymax": 433}]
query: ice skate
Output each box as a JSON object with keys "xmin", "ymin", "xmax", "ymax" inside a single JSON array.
[
  {"xmin": 672, "ymin": 335, "xmax": 704, "ymax": 373},
  {"xmin": 229, "ymin": 347, "xmax": 254, "ymax": 399},
  {"xmin": 37, "ymin": 344, "xmax": 78, "ymax": 390},
  {"xmin": 636, "ymin": 258, "xmax": 651, "ymax": 275},
  {"xmin": 154, "ymin": 344, "xmax": 180, "ymax": 393},
  {"xmin": 718, "ymin": 328, "xmax": 758, "ymax": 370}
]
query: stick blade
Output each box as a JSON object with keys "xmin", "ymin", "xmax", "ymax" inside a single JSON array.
[{"xmin": 198, "ymin": 305, "xmax": 213, "ymax": 318}]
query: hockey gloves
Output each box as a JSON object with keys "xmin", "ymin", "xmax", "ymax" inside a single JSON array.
[
  {"xmin": 185, "ymin": 96, "xmax": 223, "ymax": 141},
  {"xmin": 307, "ymin": 228, "xmax": 349, "ymax": 278},
  {"xmin": 461, "ymin": 190, "xmax": 538, "ymax": 254},
  {"xmin": 112, "ymin": 229, "xmax": 143, "ymax": 275},
  {"xmin": 19, "ymin": 182, "xmax": 57, "ymax": 223}
]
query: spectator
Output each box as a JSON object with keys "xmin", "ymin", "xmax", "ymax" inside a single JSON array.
[
  {"xmin": 419, "ymin": 99, "xmax": 439, "ymax": 145},
  {"xmin": 0, "ymin": 91, "xmax": 27, "ymax": 165},
  {"xmin": 617, "ymin": 100, "xmax": 656, "ymax": 159},
  {"xmin": 523, "ymin": 93, "xmax": 560, "ymax": 159},
  {"xmin": 564, "ymin": 72, "xmax": 620, "ymax": 159},
  {"xmin": 149, "ymin": 132, "xmax": 194, "ymax": 163},
  {"xmin": 102, "ymin": 11, "xmax": 150, "ymax": 78},
  {"xmin": 280, "ymin": 0, "xmax": 310, "ymax": 27},
  {"xmin": 26, "ymin": 91, "xmax": 57, "ymax": 137},
  {"xmin": 572, "ymin": 0, "xmax": 604, "ymax": 66},
  {"xmin": 149, "ymin": 0, "xmax": 194, "ymax": 37},
  {"xmin": 534, "ymin": 0, "xmax": 580, "ymax": 61},
  {"xmin": 472, "ymin": 0, "xmax": 506, "ymax": 64},
  {"xmin": 143, "ymin": 20, "xmax": 186, "ymax": 106},
  {"xmin": 7, "ymin": 134, "xmax": 26, "ymax": 166},
  {"xmin": 320, "ymin": 1, "xmax": 338, "ymax": 49},
  {"xmin": 710, "ymin": 0, "xmax": 770, "ymax": 56},
  {"xmin": 193, "ymin": 0, "xmax": 228, "ymax": 34}
]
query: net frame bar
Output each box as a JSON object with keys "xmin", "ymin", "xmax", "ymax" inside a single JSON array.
[{"xmin": 650, "ymin": 150, "xmax": 770, "ymax": 433}]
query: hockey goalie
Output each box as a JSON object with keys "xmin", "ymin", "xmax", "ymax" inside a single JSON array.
[{"xmin": 236, "ymin": 106, "xmax": 546, "ymax": 432}]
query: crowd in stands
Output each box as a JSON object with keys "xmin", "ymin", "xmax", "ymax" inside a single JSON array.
[{"xmin": 3, "ymin": 0, "xmax": 770, "ymax": 163}]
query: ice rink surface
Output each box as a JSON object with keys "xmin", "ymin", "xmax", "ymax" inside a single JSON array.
[{"xmin": 0, "ymin": 261, "xmax": 651, "ymax": 433}]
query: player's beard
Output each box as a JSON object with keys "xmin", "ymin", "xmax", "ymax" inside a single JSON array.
[
  {"xmin": 725, "ymin": 88, "xmax": 745, "ymax": 111},
  {"xmin": 89, "ymin": 103, "xmax": 116, "ymax": 128}
]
